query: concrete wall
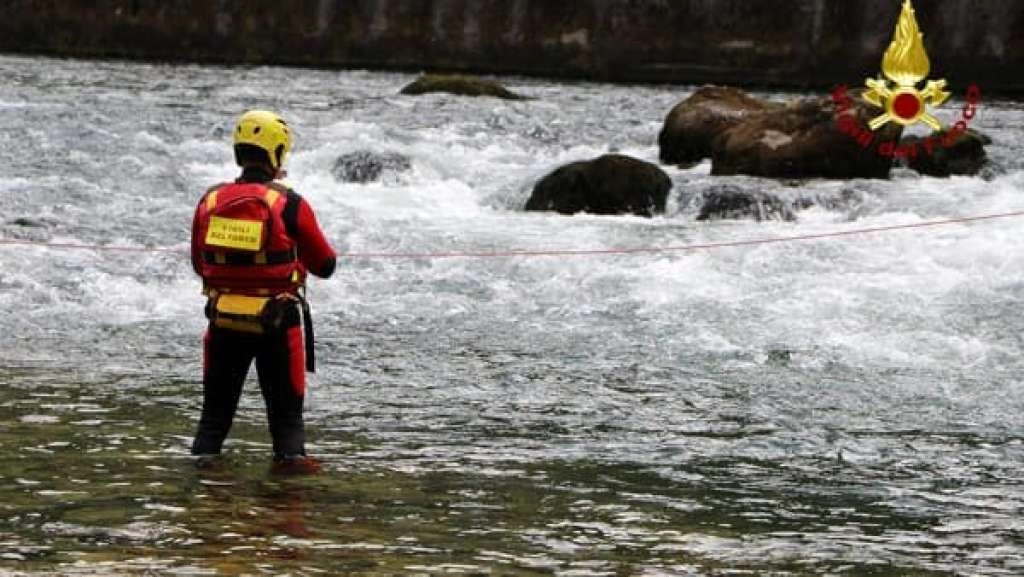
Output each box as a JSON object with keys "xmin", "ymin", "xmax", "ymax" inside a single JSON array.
[{"xmin": 3, "ymin": 0, "xmax": 1021, "ymax": 92}]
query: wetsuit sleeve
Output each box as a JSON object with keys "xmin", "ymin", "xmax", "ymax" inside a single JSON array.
[
  {"xmin": 190, "ymin": 199, "xmax": 204, "ymax": 277},
  {"xmin": 292, "ymin": 197, "xmax": 337, "ymax": 279}
]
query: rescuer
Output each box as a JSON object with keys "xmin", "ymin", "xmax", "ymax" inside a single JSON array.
[{"xmin": 190, "ymin": 110, "xmax": 336, "ymax": 473}]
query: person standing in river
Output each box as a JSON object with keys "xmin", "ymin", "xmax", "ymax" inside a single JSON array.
[{"xmin": 189, "ymin": 110, "xmax": 337, "ymax": 473}]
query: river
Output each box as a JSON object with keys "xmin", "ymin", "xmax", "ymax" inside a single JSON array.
[{"xmin": 1, "ymin": 55, "xmax": 1022, "ymax": 576}]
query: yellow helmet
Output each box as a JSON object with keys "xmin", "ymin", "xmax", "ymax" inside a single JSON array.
[{"xmin": 233, "ymin": 110, "xmax": 292, "ymax": 170}]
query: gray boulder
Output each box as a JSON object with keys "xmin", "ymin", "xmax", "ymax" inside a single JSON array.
[
  {"xmin": 332, "ymin": 151, "xmax": 411, "ymax": 183},
  {"xmin": 696, "ymin": 186, "xmax": 796, "ymax": 222}
]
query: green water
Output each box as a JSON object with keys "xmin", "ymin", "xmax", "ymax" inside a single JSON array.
[{"xmin": 1, "ymin": 368, "xmax": 957, "ymax": 576}]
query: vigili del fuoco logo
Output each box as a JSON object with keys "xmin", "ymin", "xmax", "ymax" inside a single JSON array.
[{"xmin": 832, "ymin": 0, "xmax": 981, "ymax": 159}]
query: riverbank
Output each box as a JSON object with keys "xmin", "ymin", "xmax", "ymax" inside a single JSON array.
[{"xmin": 3, "ymin": 0, "xmax": 1022, "ymax": 93}]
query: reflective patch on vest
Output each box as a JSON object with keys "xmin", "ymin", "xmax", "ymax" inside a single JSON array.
[
  {"xmin": 265, "ymin": 189, "xmax": 281, "ymax": 208},
  {"xmin": 205, "ymin": 216, "xmax": 264, "ymax": 251}
]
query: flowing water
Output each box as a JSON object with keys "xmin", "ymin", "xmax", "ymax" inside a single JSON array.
[{"xmin": 0, "ymin": 55, "xmax": 1022, "ymax": 576}]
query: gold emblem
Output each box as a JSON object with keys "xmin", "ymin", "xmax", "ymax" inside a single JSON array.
[{"xmin": 863, "ymin": 0, "xmax": 950, "ymax": 131}]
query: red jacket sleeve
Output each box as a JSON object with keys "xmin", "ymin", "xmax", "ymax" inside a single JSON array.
[{"xmin": 294, "ymin": 197, "xmax": 337, "ymax": 279}]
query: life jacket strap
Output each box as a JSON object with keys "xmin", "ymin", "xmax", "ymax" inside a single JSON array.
[
  {"xmin": 298, "ymin": 294, "xmax": 316, "ymax": 374},
  {"xmin": 204, "ymin": 285, "xmax": 297, "ymax": 298},
  {"xmin": 202, "ymin": 248, "xmax": 297, "ymax": 266}
]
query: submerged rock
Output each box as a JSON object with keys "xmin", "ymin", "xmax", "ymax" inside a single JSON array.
[
  {"xmin": 3, "ymin": 216, "xmax": 55, "ymax": 242},
  {"xmin": 399, "ymin": 74, "xmax": 526, "ymax": 100},
  {"xmin": 659, "ymin": 86, "xmax": 782, "ymax": 167},
  {"xmin": 766, "ymin": 348, "xmax": 794, "ymax": 365},
  {"xmin": 696, "ymin": 186, "xmax": 796, "ymax": 222},
  {"xmin": 526, "ymin": 154, "xmax": 672, "ymax": 217},
  {"xmin": 900, "ymin": 129, "xmax": 991, "ymax": 177},
  {"xmin": 691, "ymin": 183, "xmax": 872, "ymax": 222},
  {"xmin": 332, "ymin": 151, "xmax": 411, "ymax": 183},
  {"xmin": 8, "ymin": 217, "xmax": 50, "ymax": 228}
]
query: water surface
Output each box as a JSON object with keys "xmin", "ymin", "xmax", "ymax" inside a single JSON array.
[{"xmin": 1, "ymin": 55, "xmax": 1023, "ymax": 576}]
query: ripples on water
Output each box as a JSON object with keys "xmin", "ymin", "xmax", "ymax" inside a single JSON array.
[{"xmin": 0, "ymin": 55, "xmax": 1022, "ymax": 575}]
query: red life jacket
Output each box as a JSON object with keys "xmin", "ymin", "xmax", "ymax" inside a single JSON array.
[{"xmin": 194, "ymin": 182, "xmax": 304, "ymax": 295}]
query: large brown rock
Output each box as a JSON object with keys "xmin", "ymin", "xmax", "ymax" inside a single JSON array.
[
  {"xmin": 658, "ymin": 86, "xmax": 782, "ymax": 167},
  {"xmin": 525, "ymin": 154, "xmax": 672, "ymax": 217},
  {"xmin": 709, "ymin": 94, "xmax": 903, "ymax": 179}
]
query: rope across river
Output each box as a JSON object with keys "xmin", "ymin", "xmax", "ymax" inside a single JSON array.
[{"xmin": 1, "ymin": 210, "xmax": 1022, "ymax": 260}]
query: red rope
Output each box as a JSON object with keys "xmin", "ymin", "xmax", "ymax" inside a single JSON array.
[
  {"xmin": 339, "ymin": 210, "xmax": 1024, "ymax": 259},
  {"xmin": 0, "ymin": 238, "xmax": 185, "ymax": 254},
  {"xmin": 1, "ymin": 210, "xmax": 1022, "ymax": 260}
]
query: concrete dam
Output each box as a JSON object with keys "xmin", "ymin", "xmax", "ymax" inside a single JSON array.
[{"xmin": 3, "ymin": 0, "xmax": 1021, "ymax": 91}]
